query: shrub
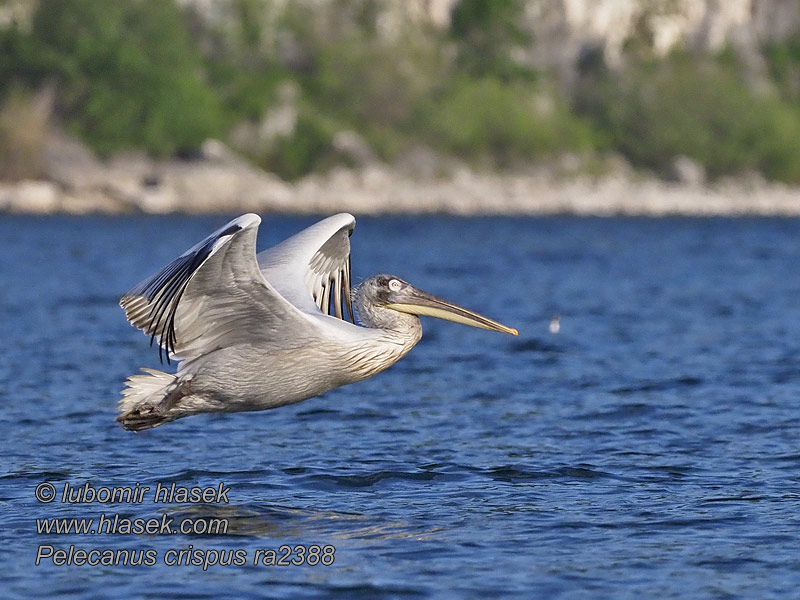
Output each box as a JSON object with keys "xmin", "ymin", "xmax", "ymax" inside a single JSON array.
[
  {"xmin": 423, "ymin": 76, "xmax": 595, "ymax": 167},
  {"xmin": 449, "ymin": 0, "xmax": 532, "ymax": 80},
  {"xmin": 575, "ymin": 53, "xmax": 800, "ymax": 182},
  {"xmin": 260, "ymin": 109, "xmax": 336, "ymax": 180},
  {"xmin": 197, "ymin": 0, "xmax": 289, "ymax": 123},
  {"xmin": 304, "ymin": 26, "xmax": 447, "ymax": 160},
  {"xmin": 5, "ymin": 0, "xmax": 222, "ymax": 156},
  {"xmin": 764, "ymin": 39, "xmax": 800, "ymax": 99}
]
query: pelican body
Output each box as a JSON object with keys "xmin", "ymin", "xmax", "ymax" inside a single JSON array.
[{"xmin": 119, "ymin": 214, "xmax": 517, "ymax": 431}]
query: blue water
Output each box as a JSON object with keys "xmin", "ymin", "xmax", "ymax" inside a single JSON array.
[{"xmin": 1, "ymin": 214, "xmax": 799, "ymax": 599}]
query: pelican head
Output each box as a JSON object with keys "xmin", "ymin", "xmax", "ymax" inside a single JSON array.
[{"xmin": 353, "ymin": 274, "xmax": 518, "ymax": 336}]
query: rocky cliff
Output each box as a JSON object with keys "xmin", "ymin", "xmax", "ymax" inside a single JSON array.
[
  {"xmin": 521, "ymin": 0, "xmax": 799, "ymax": 72},
  {"xmin": 176, "ymin": 0, "xmax": 800, "ymax": 70},
  {"xmin": 7, "ymin": 0, "xmax": 799, "ymax": 70}
]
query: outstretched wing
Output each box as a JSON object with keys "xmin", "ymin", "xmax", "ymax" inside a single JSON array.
[
  {"xmin": 257, "ymin": 213, "xmax": 356, "ymax": 321},
  {"xmin": 120, "ymin": 214, "xmax": 309, "ymax": 363}
]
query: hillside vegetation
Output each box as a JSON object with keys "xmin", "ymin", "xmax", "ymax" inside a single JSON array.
[{"xmin": 3, "ymin": 0, "xmax": 800, "ymax": 183}]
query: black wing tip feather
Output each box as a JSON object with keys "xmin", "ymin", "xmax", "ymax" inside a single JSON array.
[{"xmin": 121, "ymin": 219, "xmax": 249, "ymax": 364}]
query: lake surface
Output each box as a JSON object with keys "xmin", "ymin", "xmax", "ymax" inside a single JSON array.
[{"xmin": 1, "ymin": 214, "xmax": 799, "ymax": 599}]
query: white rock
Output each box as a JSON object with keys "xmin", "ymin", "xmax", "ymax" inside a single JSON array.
[
  {"xmin": 60, "ymin": 191, "xmax": 126, "ymax": 215},
  {"xmin": 333, "ymin": 131, "xmax": 377, "ymax": 167},
  {"xmin": 7, "ymin": 180, "xmax": 59, "ymax": 213},
  {"xmin": 40, "ymin": 130, "xmax": 106, "ymax": 190},
  {"xmin": 669, "ymin": 155, "xmax": 706, "ymax": 187},
  {"xmin": 136, "ymin": 184, "xmax": 181, "ymax": 214}
]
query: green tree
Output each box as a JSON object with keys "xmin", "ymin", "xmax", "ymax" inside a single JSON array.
[
  {"xmin": 575, "ymin": 53, "xmax": 800, "ymax": 182},
  {"xmin": 449, "ymin": 0, "xmax": 532, "ymax": 80},
  {"xmin": 10, "ymin": 0, "xmax": 222, "ymax": 156}
]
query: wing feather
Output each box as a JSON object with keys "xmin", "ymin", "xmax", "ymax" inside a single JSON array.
[
  {"xmin": 257, "ymin": 213, "xmax": 356, "ymax": 322},
  {"xmin": 120, "ymin": 214, "xmax": 309, "ymax": 363}
]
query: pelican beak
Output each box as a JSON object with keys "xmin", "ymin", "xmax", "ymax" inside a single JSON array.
[{"xmin": 385, "ymin": 285, "xmax": 518, "ymax": 336}]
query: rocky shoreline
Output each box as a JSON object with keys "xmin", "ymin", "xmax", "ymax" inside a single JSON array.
[{"xmin": 3, "ymin": 134, "xmax": 800, "ymax": 217}]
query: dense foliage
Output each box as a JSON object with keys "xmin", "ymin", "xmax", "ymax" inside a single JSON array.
[
  {"xmin": 3, "ymin": 0, "xmax": 800, "ymax": 182},
  {"xmin": 1, "ymin": 0, "xmax": 222, "ymax": 156},
  {"xmin": 574, "ymin": 53, "xmax": 800, "ymax": 181}
]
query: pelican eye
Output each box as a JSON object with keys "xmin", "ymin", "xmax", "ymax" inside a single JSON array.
[{"xmin": 388, "ymin": 279, "xmax": 403, "ymax": 292}]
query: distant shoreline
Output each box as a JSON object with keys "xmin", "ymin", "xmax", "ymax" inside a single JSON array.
[
  {"xmin": 4, "ymin": 172, "xmax": 800, "ymax": 217},
  {"xmin": 3, "ymin": 138, "xmax": 800, "ymax": 217}
]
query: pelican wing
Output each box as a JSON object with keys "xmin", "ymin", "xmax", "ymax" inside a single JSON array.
[
  {"xmin": 257, "ymin": 213, "xmax": 356, "ymax": 321},
  {"xmin": 121, "ymin": 214, "xmax": 307, "ymax": 363}
]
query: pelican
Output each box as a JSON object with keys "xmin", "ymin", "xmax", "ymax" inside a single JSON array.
[{"xmin": 118, "ymin": 213, "xmax": 517, "ymax": 431}]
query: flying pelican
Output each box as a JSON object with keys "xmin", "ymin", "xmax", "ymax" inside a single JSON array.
[{"xmin": 118, "ymin": 213, "xmax": 517, "ymax": 431}]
